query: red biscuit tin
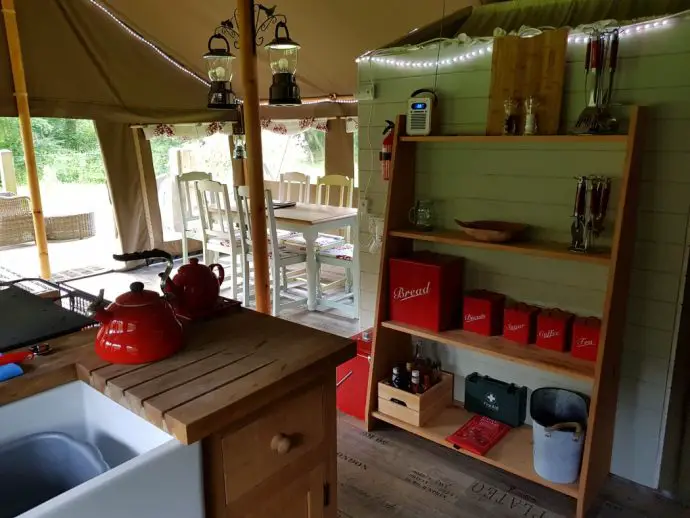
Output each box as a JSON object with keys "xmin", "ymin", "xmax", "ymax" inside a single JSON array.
[{"xmin": 463, "ymin": 290, "xmax": 505, "ymax": 336}]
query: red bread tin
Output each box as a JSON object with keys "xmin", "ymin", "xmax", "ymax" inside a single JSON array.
[
  {"xmin": 336, "ymin": 329, "xmax": 373, "ymax": 421},
  {"xmin": 503, "ymin": 303, "xmax": 539, "ymax": 345},
  {"xmin": 536, "ymin": 309, "xmax": 574, "ymax": 352},
  {"xmin": 389, "ymin": 253, "xmax": 464, "ymax": 332},
  {"xmin": 571, "ymin": 317, "xmax": 601, "ymax": 362},
  {"xmin": 463, "ymin": 290, "xmax": 505, "ymax": 336}
]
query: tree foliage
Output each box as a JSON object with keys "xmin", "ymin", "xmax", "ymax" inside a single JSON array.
[{"xmin": 0, "ymin": 117, "xmax": 106, "ymax": 185}]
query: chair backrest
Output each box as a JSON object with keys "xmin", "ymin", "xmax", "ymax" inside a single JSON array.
[
  {"xmin": 235, "ymin": 186, "xmax": 279, "ymax": 262},
  {"xmin": 176, "ymin": 171, "xmax": 212, "ymax": 233},
  {"xmin": 195, "ymin": 179, "xmax": 236, "ymax": 244},
  {"xmin": 278, "ymin": 172, "xmax": 310, "ymax": 203},
  {"xmin": 316, "ymin": 175, "xmax": 354, "ymax": 208},
  {"xmin": 0, "ymin": 195, "xmax": 30, "ymax": 218}
]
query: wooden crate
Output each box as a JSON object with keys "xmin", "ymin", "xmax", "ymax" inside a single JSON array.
[
  {"xmin": 486, "ymin": 28, "xmax": 569, "ymax": 135},
  {"xmin": 377, "ymin": 371, "xmax": 453, "ymax": 427}
]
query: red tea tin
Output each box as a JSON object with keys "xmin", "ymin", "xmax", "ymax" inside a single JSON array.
[{"xmin": 571, "ymin": 317, "xmax": 601, "ymax": 362}]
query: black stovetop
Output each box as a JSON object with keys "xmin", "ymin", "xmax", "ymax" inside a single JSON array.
[{"xmin": 0, "ymin": 286, "xmax": 95, "ymax": 353}]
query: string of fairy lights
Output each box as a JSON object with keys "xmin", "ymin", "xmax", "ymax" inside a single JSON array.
[{"xmin": 356, "ymin": 17, "xmax": 675, "ymax": 69}]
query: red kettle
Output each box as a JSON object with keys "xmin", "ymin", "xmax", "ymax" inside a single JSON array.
[
  {"xmin": 90, "ymin": 250, "xmax": 183, "ymax": 364},
  {"xmin": 164, "ymin": 258, "xmax": 224, "ymax": 318}
]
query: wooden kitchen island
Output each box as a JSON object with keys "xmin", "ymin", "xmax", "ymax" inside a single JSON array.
[{"xmin": 0, "ymin": 308, "xmax": 355, "ymax": 518}]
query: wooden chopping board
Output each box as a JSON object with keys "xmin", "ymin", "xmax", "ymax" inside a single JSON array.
[{"xmin": 486, "ymin": 28, "xmax": 569, "ymax": 135}]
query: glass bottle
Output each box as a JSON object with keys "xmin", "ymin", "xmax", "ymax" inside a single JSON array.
[
  {"xmin": 503, "ymin": 98, "xmax": 519, "ymax": 136},
  {"xmin": 411, "ymin": 370, "xmax": 422, "ymax": 394},
  {"xmin": 524, "ymin": 96, "xmax": 539, "ymax": 135}
]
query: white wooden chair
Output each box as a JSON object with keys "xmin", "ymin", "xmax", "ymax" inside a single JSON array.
[
  {"xmin": 195, "ymin": 179, "xmax": 241, "ymax": 300},
  {"xmin": 315, "ymin": 175, "xmax": 358, "ymax": 318},
  {"xmin": 234, "ymin": 186, "xmax": 307, "ymax": 316},
  {"xmin": 175, "ymin": 171, "xmax": 211, "ymax": 263},
  {"xmin": 278, "ymin": 172, "xmax": 310, "ymax": 203},
  {"xmin": 316, "ymin": 175, "xmax": 355, "ymax": 242},
  {"xmin": 316, "ymin": 242, "xmax": 359, "ymax": 318}
]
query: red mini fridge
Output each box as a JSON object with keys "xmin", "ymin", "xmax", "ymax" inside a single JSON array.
[{"xmin": 336, "ymin": 329, "xmax": 373, "ymax": 421}]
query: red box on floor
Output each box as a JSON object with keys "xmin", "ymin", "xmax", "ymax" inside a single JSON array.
[
  {"xmin": 571, "ymin": 317, "xmax": 601, "ymax": 362},
  {"xmin": 463, "ymin": 290, "xmax": 505, "ymax": 336},
  {"xmin": 336, "ymin": 329, "xmax": 373, "ymax": 421},
  {"xmin": 503, "ymin": 303, "xmax": 539, "ymax": 345},
  {"xmin": 389, "ymin": 253, "xmax": 464, "ymax": 332},
  {"xmin": 536, "ymin": 309, "xmax": 574, "ymax": 352}
]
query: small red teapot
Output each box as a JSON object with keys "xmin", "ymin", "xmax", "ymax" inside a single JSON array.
[
  {"xmin": 164, "ymin": 258, "xmax": 224, "ymax": 319},
  {"xmin": 91, "ymin": 250, "xmax": 183, "ymax": 364}
]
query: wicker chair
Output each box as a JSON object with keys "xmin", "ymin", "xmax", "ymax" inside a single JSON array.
[{"xmin": 0, "ymin": 195, "xmax": 34, "ymax": 247}]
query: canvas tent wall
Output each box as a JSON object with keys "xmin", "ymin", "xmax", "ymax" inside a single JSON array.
[
  {"xmin": 0, "ymin": 0, "xmax": 241, "ymax": 258},
  {"xmin": 101, "ymin": 0, "xmax": 480, "ymax": 108},
  {"xmin": 0, "ymin": 0, "xmax": 482, "ymax": 261},
  {"xmin": 383, "ymin": 0, "xmax": 690, "ymax": 48}
]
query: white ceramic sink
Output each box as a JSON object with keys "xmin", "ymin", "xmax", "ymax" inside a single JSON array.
[{"xmin": 0, "ymin": 381, "xmax": 204, "ymax": 518}]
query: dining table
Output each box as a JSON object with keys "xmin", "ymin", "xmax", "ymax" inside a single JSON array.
[{"xmin": 271, "ymin": 203, "xmax": 359, "ymax": 312}]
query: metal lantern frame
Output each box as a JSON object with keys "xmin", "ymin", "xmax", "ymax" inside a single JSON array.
[
  {"xmin": 209, "ymin": 3, "xmax": 301, "ymax": 105},
  {"xmin": 203, "ymin": 32, "xmax": 238, "ymax": 109}
]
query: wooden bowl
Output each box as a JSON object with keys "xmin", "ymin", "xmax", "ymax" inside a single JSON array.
[{"xmin": 455, "ymin": 220, "xmax": 529, "ymax": 243}]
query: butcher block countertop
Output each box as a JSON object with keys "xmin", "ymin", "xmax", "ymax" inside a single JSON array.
[{"xmin": 0, "ymin": 308, "xmax": 355, "ymax": 445}]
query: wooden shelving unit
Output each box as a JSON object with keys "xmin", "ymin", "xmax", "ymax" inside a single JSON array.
[
  {"xmin": 399, "ymin": 134, "xmax": 628, "ymax": 143},
  {"xmin": 381, "ymin": 321, "xmax": 595, "ymax": 381},
  {"xmin": 365, "ymin": 108, "xmax": 645, "ymax": 518},
  {"xmin": 388, "ymin": 229, "xmax": 611, "ymax": 265}
]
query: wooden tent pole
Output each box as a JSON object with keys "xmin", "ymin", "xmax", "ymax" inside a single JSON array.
[
  {"xmin": 2, "ymin": 0, "xmax": 50, "ymax": 279},
  {"xmin": 237, "ymin": 0, "xmax": 270, "ymax": 313}
]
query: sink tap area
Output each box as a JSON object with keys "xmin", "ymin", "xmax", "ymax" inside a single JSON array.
[{"xmin": 0, "ymin": 381, "xmax": 203, "ymax": 518}]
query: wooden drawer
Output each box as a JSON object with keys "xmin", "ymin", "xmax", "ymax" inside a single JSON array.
[
  {"xmin": 378, "ymin": 371, "xmax": 453, "ymax": 426},
  {"xmin": 221, "ymin": 382, "xmax": 325, "ymax": 503}
]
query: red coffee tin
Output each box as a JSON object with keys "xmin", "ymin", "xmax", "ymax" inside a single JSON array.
[{"xmin": 536, "ymin": 309, "xmax": 574, "ymax": 352}]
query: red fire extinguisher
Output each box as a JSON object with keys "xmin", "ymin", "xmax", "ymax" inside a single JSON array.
[{"xmin": 380, "ymin": 120, "xmax": 395, "ymax": 181}]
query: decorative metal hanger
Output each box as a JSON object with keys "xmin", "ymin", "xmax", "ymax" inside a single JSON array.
[{"xmin": 213, "ymin": 4, "xmax": 289, "ymax": 50}]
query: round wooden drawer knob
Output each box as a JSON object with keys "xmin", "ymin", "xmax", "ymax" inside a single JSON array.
[{"xmin": 270, "ymin": 433, "xmax": 291, "ymax": 454}]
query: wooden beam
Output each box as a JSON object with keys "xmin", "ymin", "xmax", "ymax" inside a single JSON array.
[
  {"xmin": 237, "ymin": 0, "xmax": 270, "ymax": 314},
  {"xmin": 576, "ymin": 106, "xmax": 646, "ymax": 518},
  {"xmin": 2, "ymin": 0, "xmax": 50, "ymax": 278}
]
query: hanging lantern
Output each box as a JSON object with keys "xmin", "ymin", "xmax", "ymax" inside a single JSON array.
[
  {"xmin": 265, "ymin": 21, "xmax": 301, "ymax": 106},
  {"xmin": 204, "ymin": 33, "xmax": 237, "ymax": 110}
]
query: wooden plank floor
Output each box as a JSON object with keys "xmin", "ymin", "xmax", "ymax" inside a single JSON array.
[{"xmin": 336, "ymin": 414, "xmax": 687, "ymax": 518}]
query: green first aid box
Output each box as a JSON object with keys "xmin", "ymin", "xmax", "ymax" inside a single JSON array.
[{"xmin": 464, "ymin": 373, "xmax": 527, "ymax": 427}]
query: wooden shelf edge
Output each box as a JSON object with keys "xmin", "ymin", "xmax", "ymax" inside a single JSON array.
[
  {"xmin": 381, "ymin": 321, "xmax": 595, "ymax": 381},
  {"xmin": 399, "ymin": 134, "xmax": 628, "ymax": 143},
  {"xmin": 388, "ymin": 229, "xmax": 611, "ymax": 266},
  {"xmin": 371, "ymin": 407, "xmax": 580, "ymax": 499}
]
